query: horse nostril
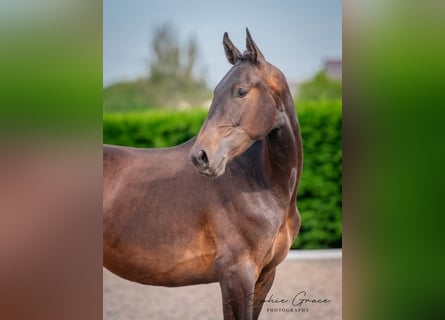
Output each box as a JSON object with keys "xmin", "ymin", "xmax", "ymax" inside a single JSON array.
[
  {"xmin": 191, "ymin": 149, "xmax": 210, "ymax": 170},
  {"xmin": 196, "ymin": 149, "xmax": 209, "ymax": 167}
]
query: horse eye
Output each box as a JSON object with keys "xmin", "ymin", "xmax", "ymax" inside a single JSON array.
[{"xmin": 236, "ymin": 88, "xmax": 249, "ymax": 98}]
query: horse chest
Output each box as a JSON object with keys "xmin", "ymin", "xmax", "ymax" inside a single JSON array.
[{"xmin": 211, "ymin": 187, "xmax": 289, "ymax": 250}]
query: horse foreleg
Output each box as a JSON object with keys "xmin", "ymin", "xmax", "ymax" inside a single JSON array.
[
  {"xmin": 217, "ymin": 262, "xmax": 256, "ymax": 320},
  {"xmin": 251, "ymin": 267, "xmax": 276, "ymax": 320}
]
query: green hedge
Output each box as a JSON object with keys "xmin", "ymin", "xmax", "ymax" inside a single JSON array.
[
  {"xmin": 292, "ymin": 100, "xmax": 342, "ymax": 249},
  {"xmin": 103, "ymin": 100, "xmax": 342, "ymax": 249},
  {"xmin": 103, "ymin": 109, "xmax": 206, "ymax": 148}
]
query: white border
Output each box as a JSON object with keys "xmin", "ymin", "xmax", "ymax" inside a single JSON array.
[{"xmin": 286, "ymin": 249, "xmax": 342, "ymax": 260}]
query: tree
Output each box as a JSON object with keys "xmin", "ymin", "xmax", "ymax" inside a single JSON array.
[
  {"xmin": 103, "ymin": 23, "xmax": 211, "ymax": 111},
  {"xmin": 147, "ymin": 23, "xmax": 210, "ymax": 108},
  {"xmin": 150, "ymin": 23, "xmax": 181, "ymax": 82}
]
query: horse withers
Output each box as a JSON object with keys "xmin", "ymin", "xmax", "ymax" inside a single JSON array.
[{"xmin": 103, "ymin": 28, "xmax": 303, "ymax": 320}]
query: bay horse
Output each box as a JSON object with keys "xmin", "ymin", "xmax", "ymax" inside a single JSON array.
[{"xmin": 103, "ymin": 29, "xmax": 303, "ymax": 320}]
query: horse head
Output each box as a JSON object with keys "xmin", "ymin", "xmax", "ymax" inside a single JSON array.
[{"xmin": 190, "ymin": 28, "xmax": 292, "ymax": 177}]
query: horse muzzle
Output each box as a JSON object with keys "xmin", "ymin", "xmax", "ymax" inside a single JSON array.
[{"xmin": 190, "ymin": 149, "xmax": 227, "ymax": 178}]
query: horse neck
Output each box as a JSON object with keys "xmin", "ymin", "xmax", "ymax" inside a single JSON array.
[{"xmin": 264, "ymin": 92, "xmax": 303, "ymax": 197}]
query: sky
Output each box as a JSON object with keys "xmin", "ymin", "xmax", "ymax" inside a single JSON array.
[{"xmin": 103, "ymin": 0, "xmax": 342, "ymax": 88}]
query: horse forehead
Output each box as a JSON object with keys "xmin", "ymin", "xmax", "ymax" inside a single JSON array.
[
  {"xmin": 236, "ymin": 63, "xmax": 285, "ymax": 93},
  {"xmin": 216, "ymin": 63, "xmax": 284, "ymax": 96},
  {"xmin": 224, "ymin": 63, "xmax": 260, "ymax": 84}
]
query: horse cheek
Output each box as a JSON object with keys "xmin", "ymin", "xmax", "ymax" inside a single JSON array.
[{"xmin": 248, "ymin": 99, "xmax": 275, "ymax": 138}]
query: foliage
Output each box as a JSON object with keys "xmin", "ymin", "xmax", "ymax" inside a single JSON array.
[
  {"xmin": 103, "ymin": 79, "xmax": 155, "ymax": 113},
  {"xmin": 291, "ymin": 100, "xmax": 342, "ymax": 249},
  {"xmin": 296, "ymin": 71, "xmax": 342, "ymax": 102},
  {"xmin": 103, "ymin": 100, "xmax": 342, "ymax": 249},
  {"xmin": 103, "ymin": 109, "xmax": 207, "ymax": 148}
]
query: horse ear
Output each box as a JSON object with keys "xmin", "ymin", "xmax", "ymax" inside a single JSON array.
[
  {"xmin": 223, "ymin": 32, "xmax": 241, "ymax": 65},
  {"xmin": 245, "ymin": 28, "xmax": 265, "ymax": 64}
]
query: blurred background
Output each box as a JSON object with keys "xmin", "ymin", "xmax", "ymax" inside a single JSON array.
[
  {"xmin": 3, "ymin": 1, "xmax": 445, "ymax": 319},
  {"xmin": 103, "ymin": 0, "xmax": 342, "ymax": 250}
]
